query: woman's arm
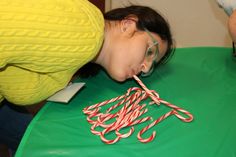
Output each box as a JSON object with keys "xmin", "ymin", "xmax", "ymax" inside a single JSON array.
[{"xmin": 217, "ymin": 0, "xmax": 236, "ymax": 16}]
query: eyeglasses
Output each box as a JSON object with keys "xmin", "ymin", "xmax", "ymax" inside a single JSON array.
[{"xmin": 141, "ymin": 28, "xmax": 159, "ymax": 77}]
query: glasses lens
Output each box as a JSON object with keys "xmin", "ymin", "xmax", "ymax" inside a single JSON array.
[
  {"xmin": 146, "ymin": 44, "xmax": 158, "ymax": 60},
  {"xmin": 141, "ymin": 43, "xmax": 158, "ymax": 77},
  {"xmin": 141, "ymin": 28, "xmax": 159, "ymax": 77}
]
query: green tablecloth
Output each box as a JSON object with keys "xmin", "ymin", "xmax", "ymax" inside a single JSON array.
[{"xmin": 15, "ymin": 47, "xmax": 236, "ymax": 157}]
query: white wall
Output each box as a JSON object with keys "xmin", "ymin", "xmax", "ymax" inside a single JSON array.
[{"xmin": 107, "ymin": 0, "xmax": 232, "ymax": 47}]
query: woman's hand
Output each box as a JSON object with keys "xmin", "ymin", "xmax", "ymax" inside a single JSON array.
[{"xmin": 217, "ymin": 0, "xmax": 236, "ymax": 16}]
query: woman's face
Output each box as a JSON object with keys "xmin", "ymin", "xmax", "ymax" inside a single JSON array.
[{"xmin": 107, "ymin": 30, "xmax": 168, "ymax": 82}]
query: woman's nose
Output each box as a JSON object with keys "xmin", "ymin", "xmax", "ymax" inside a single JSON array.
[{"xmin": 141, "ymin": 61, "xmax": 152, "ymax": 74}]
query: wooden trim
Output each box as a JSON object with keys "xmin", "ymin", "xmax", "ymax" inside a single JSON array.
[{"xmin": 89, "ymin": 0, "xmax": 105, "ymax": 13}]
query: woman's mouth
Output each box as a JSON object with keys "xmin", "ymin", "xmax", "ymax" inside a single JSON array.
[{"xmin": 128, "ymin": 69, "xmax": 137, "ymax": 78}]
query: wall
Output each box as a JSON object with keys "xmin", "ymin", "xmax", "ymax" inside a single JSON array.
[{"xmin": 107, "ymin": 0, "xmax": 232, "ymax": 48}]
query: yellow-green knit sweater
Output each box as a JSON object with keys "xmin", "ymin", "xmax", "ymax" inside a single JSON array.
[{"xmin": 0, "ymin": 0, "xmax": 104, "ymax": 105}]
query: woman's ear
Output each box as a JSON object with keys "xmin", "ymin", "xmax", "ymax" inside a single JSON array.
[{"xmin": 120, "ymin": 15, "xmax": 138, "ymax": 37}]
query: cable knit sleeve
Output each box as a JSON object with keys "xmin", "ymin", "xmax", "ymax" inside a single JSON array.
[{"xmin": 0, "ymin": 0, "xmax": 104, "ymax": 105}]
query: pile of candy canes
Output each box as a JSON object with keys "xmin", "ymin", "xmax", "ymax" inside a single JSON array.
[{"xmin": 83, "ymin": 75, "xmax": 193, "ymax": 144}]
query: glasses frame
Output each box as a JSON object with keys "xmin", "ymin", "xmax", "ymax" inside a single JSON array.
[{"xmin": 141, "ymin": 28, "xmax": 159, "ymax": 77}]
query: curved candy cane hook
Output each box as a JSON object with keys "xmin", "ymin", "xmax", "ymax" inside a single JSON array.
[
  {"xmin": 115, "ymin": 127, "xmax": 135, "ymax": 138},
  {"xmin": 100, "ymin": 133, "xmax": 121, "ymax": 144},
  {"xmin": 100, "ymin": 128, "xmax": 121, "ymax": 144},
  {"xmin": 172, "ymin": 109, "xmax": 193, "ymax": 122},
  {"xmin": 137, "ymin": 110, "xmax": 176, "ymax": 143},
  {"xmin": 90, "ymin": 123, "xmax": 102, "ymax": 135},
  {"xmin": 159, "ymin": 99, "xmax": 194, "ymax": 122}
]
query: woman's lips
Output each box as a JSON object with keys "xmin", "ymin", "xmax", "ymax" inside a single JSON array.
[{"xmin": 128, "ymin": 69, "xmax": 137, "ymax": 78}]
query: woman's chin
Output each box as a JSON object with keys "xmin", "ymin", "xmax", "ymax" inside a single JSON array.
[
  {"xmin": 111, "ymin": 74, "xmax": 127, "ymax": 82},
  {"xmin": 114, "ymin": 76, "xmax": 126, "ymax": 82},
  {"xmin": 107, "ymin": 68, "xmax": 129, "ymax": 82}
]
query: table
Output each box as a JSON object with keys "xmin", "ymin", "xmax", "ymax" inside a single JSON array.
[{"xmin": 15, "ymin": 47, "xmax": 236, "ymax": 157}]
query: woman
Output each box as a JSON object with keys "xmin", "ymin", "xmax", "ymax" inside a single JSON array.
[
  {"xmin": 0, "ymin": 0, "xmax": 174, "ymax": 155},
  {"xmin": 0, "ymin": 0, "xmax": 174, "ymax": 105}
]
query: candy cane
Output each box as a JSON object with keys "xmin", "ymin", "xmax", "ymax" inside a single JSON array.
[
  {"xmin": 137, "ymin": 110, "xmax": 176, "ymax": 143},
  {"xmin": 133, "ymin": 76, "xmax": 193, "ymax": 121},
  {"xmin": 159, "ymin": 99, "xmax": 193, "ymax": 122},
  {"xmin": 133, "ymin": 75, "xmax": 161, "ymax": 105},
  {"xmin": 83, "ymin": 75, "xmax": 194, "ymax": 144}
]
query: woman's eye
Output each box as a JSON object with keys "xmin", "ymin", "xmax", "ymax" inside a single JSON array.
[{"xmin": 147, "ymin": 48, "xmax": 154, "ymax": 56}]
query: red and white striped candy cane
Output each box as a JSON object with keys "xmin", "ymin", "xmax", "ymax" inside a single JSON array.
[
  {"xmin": 133, "ymin": 75, "xmax": 193, "ymax": 122},
  {"xmin": 137, "ymin": 110, "xmax": 177, "ymax": 143},
  {"xmin": 159, "ymin": 98, "xmax": 193, "ymax": 122},
  {"xmin": 83, "ymin": 75, "xmax": 194, "ymax": 144},
  {"xmin": 133, "ymin": 75, "xmax": 161, "ymax": 105},
  {"xmin": 100, "ymin": 131, "xmax": 121, "ymax": 144}
]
